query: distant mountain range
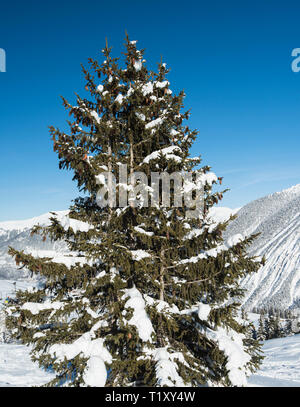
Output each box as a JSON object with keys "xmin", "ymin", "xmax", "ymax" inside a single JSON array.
[
  {"xmin": 0, "ymin": 211, "xmax": 68, "ymax": 280},
  {"xmin": 1, "ymin": 184, "xmax": 300, "ymax": 310}
]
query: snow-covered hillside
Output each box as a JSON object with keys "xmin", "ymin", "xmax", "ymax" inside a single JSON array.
[
  {"xmin": 225, "ymin": 184, "xmax": 300, "ymax": 310},
  {"xmin": 248, "ymin": 334, "xmax": 300, "ymax": 387},
  {"xmin": 0, "ymin": 343, "xmax": 55, "ymax": 386},
  {"xmin": 0, "ymin": 211, "xmax": 68, "ymax": 280},
  {"xmin": 208, "ymin": 206, "xmax": 239, "ymax": 224}
]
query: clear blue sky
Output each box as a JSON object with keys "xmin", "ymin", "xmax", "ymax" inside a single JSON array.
[{"xmin": 1, "ymin": 0, "xmax": 300, "ymax": 220}]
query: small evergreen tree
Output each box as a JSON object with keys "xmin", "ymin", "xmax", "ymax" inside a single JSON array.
[
  {"xmin": 264, "ymin": 314, "xmax": 271, "ymax": 340},
  {"xmin": 284, "ymin": 317, "xmax": 292, "ymax": 336},
  {"xmin": 257, "ymin": 313, "xmax": 265, "ymax": 341},
  {"xmin": 6, "ymin": 36, "xmax": 263, "ymax": 387},
  {"xmin": 291, "ymin": 315, "xmax": 300, "ymax": 334},
  {"xmin": 273, "ymin": 314, "xmax": 282, "ymax": 338},
  {"xmin": 263, "ymin": 312, "xmax": 282, "ymax": 340}
]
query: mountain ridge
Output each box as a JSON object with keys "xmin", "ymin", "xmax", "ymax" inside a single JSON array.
[
  {"xmin": 0, "ymin": 211, "xmax": 68, "ymax": 280},
  {"xmin": 225, "ymin": 183, "xmax": 300, "ymax": 310}
]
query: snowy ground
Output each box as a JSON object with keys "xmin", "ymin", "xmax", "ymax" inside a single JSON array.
[
  {"xmin": 0, "ymin": 335, "xmax": 300, "ymax": 386},
  {"xmin": 248, "ymin": 334, "xmax": 300, "ymax": 387},
  {"xmin": 0, "ymin": 343, "xmax": 54, "ymax": 387}
]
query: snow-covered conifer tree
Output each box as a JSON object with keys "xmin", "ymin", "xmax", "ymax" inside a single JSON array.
[
  {"xmin": 6, "ymin": 36, "xmax": 263, "ymax": 387},
  {"xmin": 257, "ymin": 313, "xmax": 266, "ymax": 341}
]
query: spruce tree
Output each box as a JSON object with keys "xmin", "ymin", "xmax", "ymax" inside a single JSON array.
[
  {"xmin": 264, "ymin": 315, "xmax": 271, "ymax": 340},
  {"xmin": 257, "ymin": 313, "xmax": 266, "ymax": 341},
  {"xmin": 6, "ymin": 36, "xmax": 263, "ymax": 387},
  {"xmin": 266, "ymin": 312, "xmax": 282, "ymax": 339},
  {"xmin": 284, "ymin": 317, "xmax": 292, "ymax": 336},
  {"xmin": 273, "ymin": 314, "xmax": 282, "ymax": 338}
]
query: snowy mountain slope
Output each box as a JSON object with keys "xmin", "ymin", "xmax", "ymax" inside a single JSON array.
[
  {"xmin": 0, "ymin": 211, "xmax": 68, "ymax": 280},
  {"xmin": 208, "ymin": 206, "xmax": 239, "ymax": 224},
  {"xmin": 225, "ymin": 184, "xmax": 300, "ymax": 310}
]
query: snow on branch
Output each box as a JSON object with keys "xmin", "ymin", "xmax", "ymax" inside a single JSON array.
[
  {"xmin": 143, "ymin": 146, "xmax": 182, "ymax": 164},
  {"xmin": 130, "ymin": 250, "xmax": 151, "ymax": 261},
  {"xmin": 49, "ymin": 320, "xmax": 112, "ymax": 387},
  {"xmin": 21, "ymin": 301, "xmax": 64, "ymax": 315},
  {"xmin": 201, "ymin": 326, "xmax": 251, "ymax": 386},
  {"xmin": 134, "ymin": 226, "xmax": 154, "ymax": 237},
  {"xmin": 122, "ymin": 287, "xmax": 154, "ymax": 342},
  {"xmin": 153, "ymin": 347, "xmax": 186, "ymax": 386}
]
